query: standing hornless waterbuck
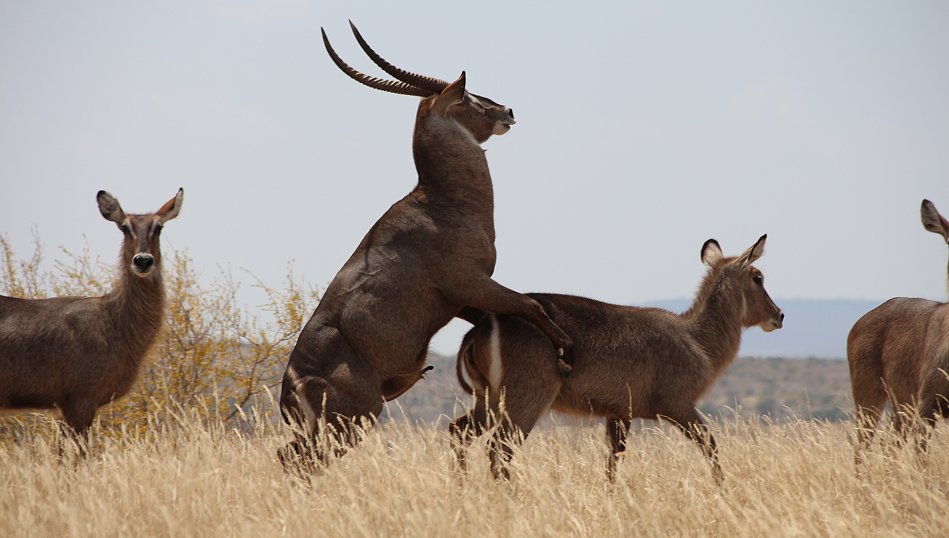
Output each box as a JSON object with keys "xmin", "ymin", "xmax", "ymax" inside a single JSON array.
[
  {"xmin": 0, "ymin": 188, "xmax": 183, "ymax": 441},
  {"xmin": 277, "ymin": 23, "xmax": 573, "ymax": 470},
  {"xmin": 451, "ymin": 235, "xmax": 784, "ymax": 483},
  {"xmin": 848, "ymin": 199, "xmax": 949, "ymax": 457}
]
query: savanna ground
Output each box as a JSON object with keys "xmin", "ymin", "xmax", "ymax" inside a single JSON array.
[
  {"xmin": 2, "ymin": 406, "xmax": 948, "ymax": 538},
  {"xmin": 2, "ymin": 239, "xmax": 947, "ymax": 537}
]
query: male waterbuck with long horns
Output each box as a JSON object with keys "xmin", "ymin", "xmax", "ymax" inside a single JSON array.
[
  {"xmin": 277, "ymin": 23, "xmax": 572, "ymax": 471},
  {"xmin": 0, "ymin": 189, "xmax": 183, "ymax": 442},
  {"xmin": 451, "ymin": 235, "xmax": 784, "ymax": 483},
  {"xmin": 848, "ymin": 199, "xmax": 949, "ymax": 458}
]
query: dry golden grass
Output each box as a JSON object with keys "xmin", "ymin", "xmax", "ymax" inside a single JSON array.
[{"xmin": 2, "ymin": 408, "xmax": 948, "ymax": 538}]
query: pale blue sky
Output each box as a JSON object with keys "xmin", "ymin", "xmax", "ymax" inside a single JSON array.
[{"xmin": 2, "ymin": 2, "xmax": 948, "ymax": 355}]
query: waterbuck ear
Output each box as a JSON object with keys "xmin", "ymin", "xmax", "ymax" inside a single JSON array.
[
  {"xmin": 701, "ymin": 239, "xmax": 723, "ymax": 267},
  {"xmin": 735, "ymin": 234, "xmax": 768, "ymax": 267},
  {"xmin": 440, "ymin": 72, "xmax": 466, "ymax": 102},
  {"xmin": 97, "ymin": 190, "xmax": 127, "ymax": 224},
  {"xmin": 921, "ymin": 199, "xmax": 949, "ymax": 242},
  {"xmin": 157, "ymin": 188, "xmax": 184, "ymax": 225}
]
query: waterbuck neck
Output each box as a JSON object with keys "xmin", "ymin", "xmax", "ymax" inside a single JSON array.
[
  {"xmin": 104, "ymin": 261, "xmax": 166, "ymax": 363},
  {"xmin": 683, "ymin": 270, "xmax": 745, "ymax": 374},
  {"xmin": 411, "ymin": 114, "xmax": 495, "ymax": 218}
]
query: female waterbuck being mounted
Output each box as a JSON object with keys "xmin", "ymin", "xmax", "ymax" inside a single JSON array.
[
  {"xmin": 0, "ymin": 189, "xmax": 183, "ymax": 443},
  {"xmin": 277, "ymin": 23, "xmax": 572, "ymax": 471},
  {"xmin": 451, "ymin": 235, "xmax": 784, "ymax": 483},
  {"xmin": 848, "ymin": 199, "xmax": 949, "ymax": 459}
]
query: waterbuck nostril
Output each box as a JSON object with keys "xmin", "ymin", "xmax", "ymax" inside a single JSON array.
[
  {"xmin": 508, "ymin": 109, "xmax": 515, "ymax": 119},
  {"xmin": 132, "ymin": 254, "xmax": 154, "ymax": 272},
  {"xmin": 779, "ymin": 312, "xmax": 785, "ymax": 322}
]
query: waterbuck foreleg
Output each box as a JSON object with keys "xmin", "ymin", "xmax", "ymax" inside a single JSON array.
[
  {"xmin": 59, "ymin": 397, "xmax": 97, "ymax": 459},
  {"xmin": 448, "ymin": 277, "xmax": 574, "ymax": 372},
  {"xmin": 663, "ymin": 407, "xmax": 724, "ymax": 486},
  {"xmin": 456, "ymin": 306, "xmax": 487, "ymax": 325},
  {"xmin": 606, "ymin": 417, "xmax": 632, "ymax": 482}
]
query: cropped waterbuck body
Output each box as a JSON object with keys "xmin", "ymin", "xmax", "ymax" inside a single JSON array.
[
  {"xmin": 277, "ymin": 24, "xmax": 572, "ymax": 470},
  {"xmin": 452, "ymin": 235, "xmax": 784, "ymax": 482},
  {"xmin": 848, "ymin": 199, "xmax": 949, "ymax": 456},
  {"xmin": 0, "ymin": 189, "xmax": 183, "ymax": 440}
]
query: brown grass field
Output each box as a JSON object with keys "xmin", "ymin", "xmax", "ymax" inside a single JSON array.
[{"xmin": 2, "ymin": 404, "xmax": 948, "ymax": 538}]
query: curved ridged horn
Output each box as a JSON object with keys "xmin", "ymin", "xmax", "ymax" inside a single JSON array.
[
  {"xmin": 321, "ymin": 28, "xmax": 433, "ymax": 97},
  {"xmin": 348, "ymin": 21, "xmax": 449, "ymax": 94}
]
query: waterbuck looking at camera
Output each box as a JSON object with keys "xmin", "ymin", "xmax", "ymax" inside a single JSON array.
[
  {"xmin": 277, "ymin": 23, "xmax": 572, "ymax": 471},
  {"xmin": 0, "ymin": 189, "xmax": 183, "ymax": 444},
  {"xmin": 451, "ymin": 235, "xmax": 784, "ymax": 483},
  {"xmin": 848, "ymin": 199, "xmax": 949, "ymax": 461}
]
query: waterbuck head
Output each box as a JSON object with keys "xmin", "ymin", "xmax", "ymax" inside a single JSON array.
[
  {"xmin": 321, "ymin": 21, "xmax": 515, "ymax": 144},
  {"xmin": 700, "ymin": 234, "xmax": 784, "ymax": 332},
  {"xmin": 97, "ymin": 188, "xmax": 183, "ymax": 278}
]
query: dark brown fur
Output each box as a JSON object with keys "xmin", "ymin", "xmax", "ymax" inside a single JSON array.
[
  {"xmin": 0, "ymin": 189, "xmax": 183, "ymax": 440},
  {"xmin": 277, "ymin": 36, "xmax": 572, "ymax": 471},
  {"xmin": 451, "ymin": 235, "xmax": 783, "ymax": 482},
  {"xmin": 847, "ymin": 199, "xmax": 949, "ymax": 459}
]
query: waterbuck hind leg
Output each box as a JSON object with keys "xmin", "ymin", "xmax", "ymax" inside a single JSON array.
[
  {"xmin": 848, "ymin": 347, "xmax": 887, "ymax": 466},
  {"xmin": 278, "ymin": 325, "xmax": 385, "ymax": 473},
  {"xmin": 663, "ymin": 407, "xmax": 723, "ymax": 486},
  {"xmin": 912, "ymin": 386, "xmax": 946, "ymax": 455},
  {"xmin": 915, "ymin": 398, "xmax": 940, "ymax": 455},
  {"xmin": 853, "ymin": 401, "xmax": 885, "ymax": 467},
  {"xmin": 277, "ymin": 434, "xmax": 318, "ymax": 479},
  {"xmin": 605, "ymin": 417, "xmax": 632, "ymax": 483},
  {"xmin": 278, "ymin": 371, "xmax": 382, "ymax": 473},
  {"xmin": 486, "ymin": 395, "xmax": 551, "ymax": 481},
  {"xmin": 278, "ymin": 408, "xmax": 378, "ymax": 475},
  {"xmin": 449, "ymin": 397, "xmax": 491, "ymax": 476}
]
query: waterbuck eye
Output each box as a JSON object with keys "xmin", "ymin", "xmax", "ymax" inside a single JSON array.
[{"xmin": 752, "ymin": 274, "xmax": 764, "ymax": 285}]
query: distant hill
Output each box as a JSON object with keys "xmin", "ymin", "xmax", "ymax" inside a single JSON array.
[{"xmin": 644, "ymin": 298, "xmax": 882, "ymax": 359}]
